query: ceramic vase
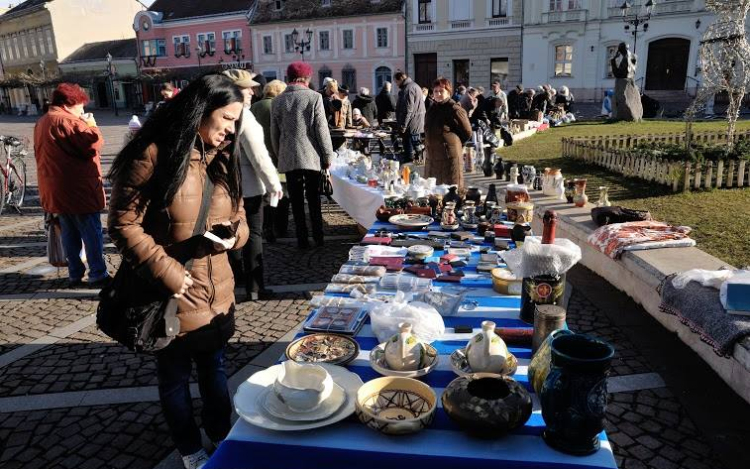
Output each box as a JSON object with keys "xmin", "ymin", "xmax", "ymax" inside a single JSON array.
[
  {"xmin": 564, "ymin": 179, "xmax": 576, "ymax": 203},
  {"xmin": 596, "ymin": 186, "xmax": 611, "ymax": 207},
  {"xmin": 503, "ymin": 161, "xmax": 514, "ymax": 182},
  {"xmin": 541, "ymin": 333, "xmax": 615, "ymax": 456},
  {"xmin": 466, "ymin": 321, "xmax": 510, "ymax": 374},
  {"xmin": 444, "ymin": 186, "xmax": 461, "ymax": 210},
  {"xmin": 461, "ymin": 201, "xmax": 479, "ymax": 229},
  {"xmin": 441, "ymin": 203, "xmax": 458, "ymax": 228},
  {"xmin": 384, "ymin": 323, "xmax": 426, "ymax": 372},
  {"xmin": 494, "ymin": 158, "xmax": 505, "ymax": 180},
  {"xmin": 528, "ymin": 329, "xmax": 574, "ymax": 395},
  {"xmin": 442, "ymin": 374, "xmax": 532, "ymax": 436},
  {"xmin": 550, "ymin": 169, "xmax": 565, "ymax": 201},
  {"xmin": 573, "ymin": 179, "xmax": 588, "ymax": 207},
  {"xmin": 509, "ymin": 165, "xmax": 520, "ymax": 185},
  {"xmin": 465, "ymin": 187, "xmax": 482, "ymax": 206},
  {"xmin": 541, "ymin": 168, "xmax": 552, "ymax": 195},
  {"xmin": 483, "ymin": 150, "xmax": 495, "ymax": 177}
]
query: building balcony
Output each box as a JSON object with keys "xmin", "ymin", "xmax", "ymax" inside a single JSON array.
[
  {"xmin": 607, "ymin": 0, "xmax": 694, "ymax": 18},
  {"xmin": 486, "ymin": 16, "xmax": 512, "ymax": 27},
  {"xmin": 413, "ymin": 23, "xmax": 435, "ymax": 33},
  {"xmin": 542, "ymin": 9, "xmax": 589, "ymax": 23},
  {"xmin": 450, "ymin": 19, "xmax": 474, "ymax": 29}
]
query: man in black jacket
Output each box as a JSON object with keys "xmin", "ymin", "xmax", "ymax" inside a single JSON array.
[
  {"xmin": 394, "ymin": 71, "xmax": 425, "ymax": 164},
  {"xmin": 506, "ymin": 84, "xmax": 524, "ymax": 120},
  {"xmin": 376, "ymin": 82, "xmax": 396, "ymax": 123}
]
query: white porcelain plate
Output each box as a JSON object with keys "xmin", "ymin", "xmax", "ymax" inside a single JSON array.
[
  {"xmin": 263, "ymin": 382, "xmax": 346, "ymax": 422},
  {"xmin": 369, "ymin": 343, "xmax": 439, "ymax": 378},
  {"xmin": 388, "ymin": 214, "xmax": 434, "ymax": 229},
  {"xmin": 234, "ymin": 363, "xmax": 363, "ymax": 431}
]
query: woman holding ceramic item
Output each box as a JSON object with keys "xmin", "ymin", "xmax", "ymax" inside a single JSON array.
[{"xmin": 108, "ymin": 74, "xmax": 249, "ymax": 469}]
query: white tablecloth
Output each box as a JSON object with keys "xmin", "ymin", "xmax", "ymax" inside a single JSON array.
[{"xmin": 330, "ymin": 168, "xmax": 385, "ymax": 229}]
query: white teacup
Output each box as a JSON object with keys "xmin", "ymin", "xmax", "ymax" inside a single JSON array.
[{"xmin": 273, "ymin": 361, "xmax": 334, "ymax": 412}]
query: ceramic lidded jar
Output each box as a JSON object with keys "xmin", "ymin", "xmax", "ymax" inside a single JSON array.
[
  {"xmin": 466, "ymin": 321, "xmax": 510, "ymax": 374},
  {"xmin": 442, "ymin": 373, "xmax": 532, "ymax": 436},
  {"xmin": 573, "ymin": 178, "xmax": 589, "ymax": 207},
  {"xmin": 384, "ymin": 322, "xmax": 427, "ymax": 371},
  {"xmin": 541, "ymin": 333, "xmax": 615, "ymax": 455}
]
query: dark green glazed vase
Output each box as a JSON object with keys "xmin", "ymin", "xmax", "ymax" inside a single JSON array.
[{"xmin": 540, "ymin": 333, "xmax": 615, "ymax": 456}]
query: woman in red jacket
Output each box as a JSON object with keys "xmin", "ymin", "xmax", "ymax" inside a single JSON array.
[{"xmin": 34, "ymin": 83, "xmax": 109, "ymax": 287}]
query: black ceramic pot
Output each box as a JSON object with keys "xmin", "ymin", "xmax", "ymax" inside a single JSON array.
[
  {"xmin": 483, "ymin": 149, "xmax": 495, "ymax": 177},
  {"xmin": 465, "ymin": 187, "xmax": 482, "ymax": 206},
  {"xmin": 442, "ymin": 374, "xmax": 532, "ymax": 437},
  {"xmin": 494, "ymin": 159, "xmax": 505, "ymax": 180},
  {"xmin": 541, "ymin": 334, "xmax": 615, "ymax": 456}
]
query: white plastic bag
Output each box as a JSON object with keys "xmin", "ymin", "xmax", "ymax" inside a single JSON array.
[
  {"xmin": 501, "ymin": 237, "xmax": 582, "ymax": 278},
  {"xmin": 672, "ymin": 269, "xmax": 734, "ymax": 290},
  {"xmin": 370, "ymin": 292, "xmax": 445, "ymax": 343}
]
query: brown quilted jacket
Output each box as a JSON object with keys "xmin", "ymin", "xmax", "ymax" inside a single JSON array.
[{"xmin": 108, "ymin": 141, "xmax": 248, "ymax": 333}]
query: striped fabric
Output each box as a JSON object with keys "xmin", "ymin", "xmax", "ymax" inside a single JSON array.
[{"xmin": 205, "ymin": 222, "xmax": 618, "ymax": 469}]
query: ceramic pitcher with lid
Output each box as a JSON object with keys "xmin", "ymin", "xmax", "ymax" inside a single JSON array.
[
  {"xmin": 384, "ymin": 322, "xmax": 426, "ymax": 371},
  {"xmin": 466, "ymin": 321, "xmax": 510, "ymax": 373}
]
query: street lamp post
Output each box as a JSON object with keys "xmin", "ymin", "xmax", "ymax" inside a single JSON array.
[
  {"xmin": 105, "ymin": 52, "xmax": 118, "ymax": 116},
  {"xmin": 620, "ymin": 0, "xmax": 656, "ymax": 54},
  {"xmin": 292, "ymin": 28, "xmax": 313, "ymax": 62}
]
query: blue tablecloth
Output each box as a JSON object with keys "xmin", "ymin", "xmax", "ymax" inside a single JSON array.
[{"xmin": 205, "ymin": 222, "xmax": 617, "ymax": 469}]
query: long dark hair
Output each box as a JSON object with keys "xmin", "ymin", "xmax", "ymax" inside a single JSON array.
[{"xmin": 109, "ymin": 73, "xmax": 244, "ymax": 210}]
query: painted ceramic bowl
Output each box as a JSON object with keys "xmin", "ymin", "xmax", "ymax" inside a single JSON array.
[
  {"xmin": 442, "ymin": 374, "xmax": 532, "ymax": 436},
  {"xmin": 355, "ymin": 377, "xmax": 437, "ymax": 435},
  {"xmin": 491, "ymin": 267, "xmax": 523, "ymax": 296},
  {"xmin": 388, "ymin": 214, "xmax": 434, "ymax": 229},
  {"xmin": 450, "ymin": 347, "xmax": 517, "ymax": 377},
  {"xmin": 285, "ymin": 334, "xmax": 360, "ymax": 366},
  {"xmin": 369, "ymin": 343, "xmax": 439, "ymax": 378},
  {"xmin": 407, "ymin": 244, "xmax": 434, "ymax": 260}
]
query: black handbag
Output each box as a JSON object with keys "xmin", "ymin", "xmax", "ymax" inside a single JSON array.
[
  {"xmin": 319, "ymin": 169, "xmax": 334, "ymax": 196},
  {"xmin": 591, "ymin": 206, "xmax": 652, "ymax": 227},
  {"xmin": 96, "ymin": 176, "xmax": 214, "ymax": 353}
]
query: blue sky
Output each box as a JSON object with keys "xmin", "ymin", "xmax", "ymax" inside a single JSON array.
[{"xmin": 0, "ymin": 0, "xmax": 155, "ymax": 8}]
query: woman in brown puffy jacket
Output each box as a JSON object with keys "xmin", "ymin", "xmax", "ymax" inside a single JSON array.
[
  {"xmin": 424, "ymin": 77, "xmax": 473, "ymax": 189},
  {"xmin": 108, "ymin": 74, "xmax": 249, "ymax": 469}
]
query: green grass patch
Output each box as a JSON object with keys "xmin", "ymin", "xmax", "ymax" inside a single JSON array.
[{"xmin": 500, "ymin": 120, "xmax": 750, "ymax": 266}]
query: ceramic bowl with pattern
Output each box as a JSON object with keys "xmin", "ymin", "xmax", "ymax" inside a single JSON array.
[
  {"xmin": 285, "ymin": 334, "xmax": 360, "ymax": 366},
  {"xmin": 355, "ymin": 377, "xmax": 437, "ymax": 435}
]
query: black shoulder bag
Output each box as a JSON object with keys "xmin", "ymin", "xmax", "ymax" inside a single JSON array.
[{"xmin": 96, "ymin": 176, "xmax": 215, "ymax": 353}]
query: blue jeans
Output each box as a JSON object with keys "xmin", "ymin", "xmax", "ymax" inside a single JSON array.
[
  {"xmin": 156, "ymin": 339, "xmax": 231, "ymax": 456},
  {"xmin": 57, "ymin": 213, "xmax": 107, "ymax": 281},
  {"xmin": 401, "ymin": 131, "xmax": 420, "ymax": 163}
]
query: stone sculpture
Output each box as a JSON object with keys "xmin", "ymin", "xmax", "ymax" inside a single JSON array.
[{"xmin": 610, "ymin": 42, "xmax": 643, "ymax": 122}]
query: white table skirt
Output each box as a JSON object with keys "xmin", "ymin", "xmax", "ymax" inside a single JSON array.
[{"xmin": 330, "ymin": 169, "xmax": 385, "ymax": 229}]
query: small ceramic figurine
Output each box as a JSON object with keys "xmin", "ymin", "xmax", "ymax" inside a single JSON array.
[
  {"xmin": 466, "ymin": 320, "xmax": 510, "ymax": 373},
  {"xmin": 461, "ymin": 201, "xmax": 479, "ymax": 229},
  {"xmin": 441, "ymin": 202, "xmax": 459, "ymax": 230},
  {"xmin": 384, "ymin": 323, "xmax": 427, "ymax": 371},
  {"xmin": 596, "ymin": 186, "xmax": 611, "ymax": 207},
  {"xmin": 273, "ymin": 361, "xmax": 334, "ymax": 412}
]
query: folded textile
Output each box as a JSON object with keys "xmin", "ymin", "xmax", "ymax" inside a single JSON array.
[
  {"xmin": 588, "ymin": 221, "xmax": 693, "ymax": 259},
  {"xmin": 621, "ymin": 238, "xmax": 696, "ymax": 253},
  {"xmin": 660, "ymin": 274, "xmax": 750, "ymax": 356}
]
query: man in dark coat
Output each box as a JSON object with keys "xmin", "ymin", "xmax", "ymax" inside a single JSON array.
[
  {"xmin": 352, "ymin": 87, "xmax": 377, "ymax": 125},
  {"xmin": 394, "ymin": 71, "xmax": 425, "ymax": 163},
  {"xmin": 376, "ymin": 81, "xmax": 396, "ymax": 123},
  {"xmin": 506, "ymin": 84, "xmax": 524, "ymax": 119}
]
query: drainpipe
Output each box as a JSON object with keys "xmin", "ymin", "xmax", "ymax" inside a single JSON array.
[
  {"xmin": 519, "ymin": 1, "xmax": 524, "ymax": 84},
  {"xmin": 403, "ymin": 0, "xmax": 408, "ymax": 74}
]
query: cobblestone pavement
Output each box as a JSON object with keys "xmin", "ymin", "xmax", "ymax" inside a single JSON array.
[{"xmin": 0, "ymin": 113, "xmax": 748, "ymax": 469}]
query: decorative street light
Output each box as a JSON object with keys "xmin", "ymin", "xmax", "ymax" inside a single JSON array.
[
  {"xmin": 292, "ymin": 28, "xmax": 313, "ymax": 61},
  {"xmin": 105, "ymin": 52, "xmax": 118, "ymax": 116},
  {"xmin": 620, "ymin": 0, "xmax": 655, "ymax": 53}
]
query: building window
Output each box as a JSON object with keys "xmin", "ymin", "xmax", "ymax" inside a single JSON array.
[
  {"xmin": 322, "ymin": 0, "xmax": 331, "ymax": 6},
  {"xmin": 418, "ymin": 0, "xmax": 432, "ymax": 23},
  {"xmin": 376, "ymin": 28, "xmax": 388, "ymax": 48},
  {"xmin": 284, "ymin": 34, "xmax": 295, "ymax": 53},
  {"xmin": 197, "ymin": 33, "xmax": 216, "ymax": 54},
  {"xmin": 0, "ymin": 39, "xmax": 5, "ymax": 61},
  {"xmin": 173, "ymin": 35, "xmax": 190, "ymax": 56},
  {"xmin": 554, "ymin": 45, "xmax": 573, "ymax": 77},
  {"xmin": 568, "ymin": 0, "xmax": 580, "ymax": 9},
  {"xmin": 223, "ymin": 30, "xmax": 242, "ymax": 53},
  {"xmin": 13, "ymin": 36, "xmax": 20, "ymax": 59},
  {"xmin": 343, "ymin": 30, "xmax": 354, "ymax": 49},
  {"xmin": 263, "ymin": 35, "xmax": 273, "ymax": 54},
  {"xmin": 142, "ymin": 39, "xmax": 166, "ymax": 57},
  {"xmin": 319, "ymin": 66, "xmax": 332, "ymax": 86},
  {"xmin": 319, "ymin": 31, "xmax": 330, "ymax": 51},
  {"xmin": 492, "ymin": 0, "xmax": 508, "ymax": 17},
  {"xmin": 45, "ymin": 28, "xmax": 54, "ymax": 54},
  {"xmin": 29, "ymin": 31, "xmax": 37, "ymax": 57},
  {"xmin": 274, "ymin": 0, "xmax": 284, "ymax": 10},
  {"xmin": 549, "ymin": 0, "xmax": 563, "ymax": 11},
  {"xmin": 491, "ymin": 57, "xmax": 509, "ymax": 84},
  {"xmin": 20, "ymin": 33, "xmax": 28, "ymax": 58},
  {"xmin": 605, "ymin": 44, "xmax": 618, "ymax": 78},
  {"xmin": 38, "ymin": 29, "xmax": 46, "ymax": 55},
  {"xmin": 375, "ymin": 66, "xmax": 392, "ymax": 91},
  {"xmin": 342, "ymin": 66, "xmax": 356, "ymax": 90},
  {"xmin": 263, "ymin": 71, "xmax": 278, "ymax": 81}
]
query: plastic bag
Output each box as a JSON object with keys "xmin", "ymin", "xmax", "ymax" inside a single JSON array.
[
  {"xmin": 501, "ymin": 236, "xmax": 581, "ymax": 278},
  {"xmin": 46, "ymin": 214, "xmax": 67, "ymax": 267},
  {"xmin": 720, "ymin": 270, "xmax": 750, "ymax": 310},
  {"xmin": 370, "ymin": 292, "xmax": 445, "ymax": 343},
  {"xmin": 414, "ymin": 288, "xmax": 472, "ymax": 316},
  {"xmin": 379, "ymin": 274, "xmax": 432, "ymax": 294},
  {"xmin": 672, "ymin": 269, "xmax": 734, "ymax": 290}
]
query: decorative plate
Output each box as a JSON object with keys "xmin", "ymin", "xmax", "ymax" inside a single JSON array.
[
  {"xmin": 234, "ymin": 363, "xmax": 363, "ymax": 431},
  {"xmin": 449, "ymin": 347, "xmax": 518, "ymax": 377},
  {"xmin": 388, "ymin": 213, "xmax": 434, "ymax": 229},
  {"xmin": 355, "ymin": 377, "xmax": 437, "ymax": 435},
  {"xmin": 285, "ymin": 334, "xmax": 360, "ymax": 366},
  {"xmin": 369, "ymin": 343, "xmax": 439, "ymax": 378}
]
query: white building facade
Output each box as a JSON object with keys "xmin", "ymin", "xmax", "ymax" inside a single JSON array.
[{"xmin": 522, "ymin": 0, "xmax": 732, "ymax": 102}]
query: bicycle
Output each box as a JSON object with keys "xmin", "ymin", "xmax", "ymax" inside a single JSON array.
[{"xmin": 0, "ymin": 135, "xmax": 28, "ymax": 215}]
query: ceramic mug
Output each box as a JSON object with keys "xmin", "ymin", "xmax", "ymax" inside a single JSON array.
[{"xmin": 273, "ymin": 361, "xmax": 334, "ymax": 412}]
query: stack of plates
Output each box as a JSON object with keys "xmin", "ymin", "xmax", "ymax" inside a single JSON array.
[{"xmin": 234, "ymin": 363, "xmax": 364, "ymax": 431}]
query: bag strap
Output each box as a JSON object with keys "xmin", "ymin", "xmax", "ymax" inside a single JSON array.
[{"xmin": 185, "ymin": 173, "xmax": 214, "ymax": 270}]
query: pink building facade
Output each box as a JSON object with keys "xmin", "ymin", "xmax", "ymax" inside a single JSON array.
[{"xmin": 249, "ymin": 0, "xmax": 405, "ymax": 93}]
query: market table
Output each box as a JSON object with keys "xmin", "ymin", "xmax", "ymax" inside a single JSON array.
[
  {"xmin": 204, "ymin": 221, "xmax": 618, "ymax": 469},
  {"xmin": 329, "ymin": 164, "xmax": 384, "ymax": 229}
]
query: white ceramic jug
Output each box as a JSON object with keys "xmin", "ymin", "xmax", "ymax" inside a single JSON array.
[
  {"xmin": 466, "ymin": 320, "xmax": 510, "ymax": 373},
  {"xmin": 384, "ymin": 322, "xmax": 426, "ymax": 371}
]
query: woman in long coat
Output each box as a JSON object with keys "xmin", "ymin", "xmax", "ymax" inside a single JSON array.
[{"xmin": 424, "ymin": 77, "xmax": 472, "ymax": 188}]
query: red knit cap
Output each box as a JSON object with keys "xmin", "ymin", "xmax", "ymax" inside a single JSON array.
[{"xmin": 287, "ymin": 61, "xmax": 313, "ymax": 81}]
